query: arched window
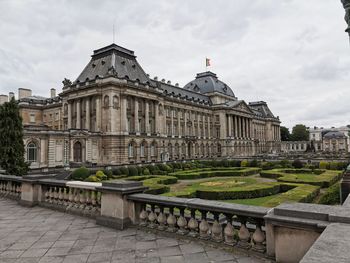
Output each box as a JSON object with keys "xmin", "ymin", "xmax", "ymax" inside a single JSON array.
[
  {"xmin": 27, "ymin": 142, "xmax": 37, "ymax": 163},
  {"xmin": 128, "ymin": 142, "xmax": 134, "ymax": 158},
  {"xmin": 113, "ymin": 95, "xmax": 119, "ymax": 108},
  {"xmin": 140, "ymin": 141, "xmax": 147, "ymax": 158},
  {"xmin": 151, "ymin": 142, "xmax": 156, "ymax": 157}
]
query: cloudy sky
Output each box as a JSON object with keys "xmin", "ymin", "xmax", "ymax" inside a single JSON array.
[{"xmin": 0, "ymin": 0, "xmax": 349, "ymax": 129}]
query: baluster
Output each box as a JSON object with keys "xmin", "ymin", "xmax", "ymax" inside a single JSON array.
[
  {"xmin": 199, "ymin": 210, "xmax": 209, "ymax": 240},
  {"xmin": 74, "ymin": 188, "xmax": 80, "ymax": 208},
  {"xmin": 5, "ymin": 182, "xmax": 10, "ymax": 196},
  {"xmin": 224, "ymin": 214, "xmax": 235, "ymax": 246},
  {"xmin": 57, "ymin": 187, "xmax": 64, "ymax": 205},
  {"xmin": 157, "ymin": 206, "xmax": 167, "ymax": 231},
  {"xmin": 211, "ymin": 213, "xmax": 223, "ymax": 242},
  {"xmin": 96, "ymin": 191, "xmax": 101, "ymax": 211},
  {"xmin": 148, "ymin": 204, "xmax": 157, "ymax": 228},
  {"xmin": 67, "ymin": 187, "xmax": 74, "ymax": 208},
  {"xmin": 177, "ymin": 207, "xmax": 187, "ymax": 235},
  {"xmin": 62, "ymin": 187, "xmax": 69, "ymax": 206},
  {"xmin": 252, "ymin": 220, "xmax": 266, "ymax": 253},
  {"xmin": 16, "ymin": 184, "xmax": 21, "ymax": 198},
  {"xmin": 188, "ymin": 209, "xmax": 198, "ymax": 237},
  {"xmin": 79, "ymin": 190, "xmax": 86, "ymax": 210},
  {"xmin": 85, "ymin": 190, "xmax": 92, "ymax": 210},
  {"xmin": 139, "ymin": 204, "xmax": 148, "ymax": 227},
  {"xmin": 237, "ymin": 217, "xmax": 251, "ymax": 249},
  {"xmin": 90, "ymin": 191, "xmax": 97, "ymax": 211},
  {"xmin": 49, "ymin": 187, "xmax": 55, "ymax": 203},
  {"xmin": 166, "ymin": 207, "xmax": 177, "ymax": 232}
]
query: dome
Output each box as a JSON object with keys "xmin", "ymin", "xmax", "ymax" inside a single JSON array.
[
  {"xmin": 183, "ymin": 71, "xmax": 235, "ymax": 97},
  {"xmin": 323, "ymin": 131, "xmax": 346, "ymax": 139}
]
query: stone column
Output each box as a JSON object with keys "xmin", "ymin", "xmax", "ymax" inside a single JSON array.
[
  {"xmin": 121, "ymin": 96, "xmax": 128, "ymax": 133},
  {"xmin": 197, "ymin": 113, "xmax": 200, "ymax": 138},
  {"xmin": 76, "ymin": 99, "xmax": 81, "ymax": 129},
  {"xmin": 96, "ymin": 96, "xmax": 101, "ymax": 131},
  {"xmin": 208, "ymin": 115, "xmax": 211, "ymax": 138},
  {"xmin": 154, "ymin": 102, "xmax": 159, "ymax": 134},
  {"xmin": 234, "ymin": 115, "xmax": 238, "ymax": 138},
  {"xmin": 86, "ymin": 97, "xmax": 90, "ymax": 130},
  {"xmin": 110, "ymin": 95, "xmax": 116, "ymax": 133},
  {"xmin": 134, "ymin": 98, "xmax": 139, "ymax": 134},
  {"xmin": 177, "ymin": 111, "xmax": 180, "ymax": 137},
  {"xmin": 238, "ymin": 116, "xmax": 241, "ymax": 138},
  {"xmin": 227, "ymin": 115, "xmax": 232, "ymax": 137},
  {"xmin": 67, "ymin": 101, "xmax": 72, "ymax": 129},
  {"xmin": 184, "ymin": 111, "xmax": 187, "ymax": 136},
  {"xmin": 145, "ymin": 101, "xmax": 150, "ymax": 135}
]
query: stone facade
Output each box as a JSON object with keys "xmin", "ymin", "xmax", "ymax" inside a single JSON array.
[{"xmin": 1, "ymin": 44, "xmax": 281, "ymax": 168}]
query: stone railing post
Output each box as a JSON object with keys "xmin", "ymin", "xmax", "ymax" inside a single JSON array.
[
  {"xmin": 20, "ymin": 179, "xmax": 40, "ymax": 207},
  {"xmin": 96, "ymin": 180, "xmax": 147, "ymax": 230}
]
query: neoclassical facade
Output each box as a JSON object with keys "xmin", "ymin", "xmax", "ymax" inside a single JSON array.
[{"xmin": 3, "ymin": 44, "xmax": 281, "ymax": 168}]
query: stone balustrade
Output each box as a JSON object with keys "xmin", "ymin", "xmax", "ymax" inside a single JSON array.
[
  {"xmin": 127, "ymin": 194, "xmax": 268, "ymax": 253},
  {"xmin": 0, "ymin": 176, "xmax": 21, "ymax": 200},
  {"xmin": 1, "ymin": 174, "xmax": 350, "ymax": 262}
]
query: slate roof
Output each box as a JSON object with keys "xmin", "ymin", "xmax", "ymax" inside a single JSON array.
[
  {"xmin": 248, "ymin": 101, "xmax": 275, "ymax": 118},
  {"xmin": 323, "ymin": 131, "xmax": 346, "ymax": 139},
  {"xmin": 75, "ymin": 44, "xmax": 150, "ymax": 84},
  {"xmin": 183, "ymin": 71, "xmax": 236, "ymax": 97}
]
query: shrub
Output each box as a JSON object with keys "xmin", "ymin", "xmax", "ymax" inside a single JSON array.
[
  {"xmin": 120, "ymin": 167, "xmax": 129, "ymax": 176},
  {"xmin": 103, "ymin": 169, "xmax": 113, "ymax": 179},
  {"xmin": 85, "ymin": 175, "xmax": 100, "ymax": 182},
  {"xmin": 279, "ymin": 159, "xmax": 292, "ymax": 168},
  {"xmin": 260, "ymin": 162, "xmax": 274, "ymax": 170},
  {"xmin": 318, "ymin": 183, "xmax": 340, "ymax": 205},
  {"xmin": 96, "ymin": 171, "xmax": 107, "ymax": 181},
  {"xmin": 71, "ymin": 167, "xmax": 90, "ymax": 181},
  {"xmin": 112, "ymin": 168, "xmax": 121, "ymax": 175},
  {"xmin": 292, "ymin": 160, "xmax": 303, "ymax": 169},
  {"xmin": 219, "ymin": 159, "xmax": 230, "ymax": 167},
  {"xmin": 143, "ymin": 168, "xmax": 151, "ymax": 175},
  {"xmin": 240, "ymin": 160, "xmax": 249, "ymax": 167},
  {"xmin": 319, "ymin": 161, "xmax": 329, "ymax": 170},
  {"xmin": 137, "ymin": 166, "xmax": 143, "ymax": 175},
  {"xmin": 229, "ymin": 160, "xmax": 241, "ymax": 167},
  {"xmin": 128, "ymin": 166, "xmax": 138, "ymax": 176},
  {"xmin": 249, "ymin": 159, "xmax": 259, "ymax": 167}
]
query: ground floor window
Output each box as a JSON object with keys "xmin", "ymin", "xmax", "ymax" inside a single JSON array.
[{"xmin": 27, "ymin": 142, "xmax": 37, "ymax": 162}]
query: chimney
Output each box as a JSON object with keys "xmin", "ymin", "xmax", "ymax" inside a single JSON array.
[
  {"xmin": 0, "ymin": 95, "xmax": 8, "ymax": 105},
  {"xmin": 18, "ymin": 88, "xmax": 32, "ymax": 99},
  {"xmin": 9, "ymin": 92, "xmax": 14, "ymax": 101},
  {"xmin": 50, "ymin": 88, "xmax": 56, "ymax": 98}
]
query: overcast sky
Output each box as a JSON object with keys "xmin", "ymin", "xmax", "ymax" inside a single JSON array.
[{"xmin": 0, "ymin": 0, "xmax": 349, "ymax": 129}]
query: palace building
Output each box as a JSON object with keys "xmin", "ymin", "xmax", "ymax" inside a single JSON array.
[{"xmin": 1, "ymin": 43, "xmax": 281, "ymax": 168}]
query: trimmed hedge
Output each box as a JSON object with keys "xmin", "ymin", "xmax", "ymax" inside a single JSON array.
[
  {"xmin": 260, "ymin": 169, "xmax": 341, "ymax": 188},
  {"xmin": 196, "ymin": 183, "xmax": 281, "ymax": 200},
  {"xmin": 170, "ymin": 167, "xmax": 261, "ymax": 180},
  {"xmin": 71, "ymin": 167, "xmax": 90, "ymax": 181},
  {"xmin": 126, "ymin": 175, "xmax": 178, "ymax": 195},
  {"xmin": 318, "ymin": 183, "xmax": 340, "ymax": 205}
]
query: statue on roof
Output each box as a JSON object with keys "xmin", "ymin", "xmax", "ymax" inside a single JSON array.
[
  {"xmin": 341, "ymin": 0, "xmax": 350, "ymax": 34},
  {"xmin": 62, "ymin": 78, "xmax": 72, "ymax": 87}
]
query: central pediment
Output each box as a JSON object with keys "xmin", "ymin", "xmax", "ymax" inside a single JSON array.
[{"xmin": 229, "ymin": 100, "xmax": 254, "ymax": 114}]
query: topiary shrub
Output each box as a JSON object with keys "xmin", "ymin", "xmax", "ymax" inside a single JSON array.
[
  {"xmin": 120, "ymin": 167, "xmax": 129, "ymax": 176},
  {"xmin": 292, "ymin": 160, "xmax": 303, "ymax": 169},
  {"xmin": 143, "ymin": 168, "xmax": 151, "ymax": 175},
  {"xmin": 71, "ymin": 167, "xmax": 90, "ymax": 181},
  {"xmin": 96, "ymin": 170, "xmax": 107, "ymax": 181},
  {"xmin": 128, "ymin": 166, "xmax": 138, "ymax": 176},
  {"xmin": 241, "ymin": 160, "xmax": 249, "ymax": 167},
  {"xmin": 137, "ymin": 166, "xmax": 143, "ymax": 175},
  {"xmin": 112, "ymin": 168, "xmax": 121, "ymax": 175},
  {"xmin": 260, "ymin": 162, "xmax": 275, "ymax": 170},
  {"xmin": 279, "ymin": 159, "xmax": 292, "ymax": 168},
  {"xmin": 319, "ymin": 161, "xmax": 329, "ymax": 170},
  {"xmin": 85, "ymin": 175, "xmax": 100, "ymax": 182},
  {"xmin": 103, "ymin": 169, "xmax": 113, "ymax": 179},
  {"xmin": 249, "ymin": 159, "xmax": 259, "ymax": 167}
]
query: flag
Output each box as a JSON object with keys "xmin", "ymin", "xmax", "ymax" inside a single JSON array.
[{"xmin": 206, "ymin": 58, "xmax": 211, "ymax": 67}]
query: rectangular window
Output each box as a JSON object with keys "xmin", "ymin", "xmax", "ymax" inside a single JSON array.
[{"xmin": 30, "ymin": 114, "xmax": 35, "ymax": 123}]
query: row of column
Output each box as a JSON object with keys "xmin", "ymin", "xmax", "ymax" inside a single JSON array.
[
  {"xmin": 272, "ymin": 125, "xmax": 280, "ymax": 141},
  {"xmin": 67, "ymin": 96, "xmax": 100, "ymax": 131},
  {"xmin": 167, "ymin": 109, "xmax": 213, "ymax": 138},
  {"xmin": 227, "ymin": 115, "xmax": 252, "ymax": 139}
]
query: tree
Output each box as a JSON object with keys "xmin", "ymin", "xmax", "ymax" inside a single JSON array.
[
  {"xmin": 0, "ymin": 98, "xmax": 28, "ymax": 176},
  {"xmin": 290, "ymin": 124, "xmax": 309, "ymax": 141},
  {"xmin": 280, "ymin": 126, "xmax": 291, "ymax": 141}
]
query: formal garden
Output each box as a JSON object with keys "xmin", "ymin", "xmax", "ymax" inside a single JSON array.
[{"xmin": 71, "ymin": 159, "xmax": 346, "ymax": 207}]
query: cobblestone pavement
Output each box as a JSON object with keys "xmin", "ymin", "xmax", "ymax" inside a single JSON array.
[{"xmin": 0, "ymin": 198, "xmax": 269, "ymax": 263}]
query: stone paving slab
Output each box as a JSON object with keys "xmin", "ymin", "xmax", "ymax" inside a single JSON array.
[{"xmin": 0, "ymin": 198, "xmax": 269, "ymax": 263}]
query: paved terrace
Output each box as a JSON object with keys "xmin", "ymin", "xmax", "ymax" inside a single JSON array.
[{"xmin": 0, "ymin": 198, "xmax": 268, "ymax": 263}]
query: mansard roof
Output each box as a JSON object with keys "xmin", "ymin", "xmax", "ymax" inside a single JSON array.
[
  {"xmin": 184, "ymin": 71, "xmax": 236, "ymax": 98},
  {"xmin": 248, "ymin": 101, "xmax": 276, "ymax": 119},
  {"xmin": 75, "ymin": 44, "xmax": 150, "ymax": 84},
  {"xmin": 323, "ymin": 131, "xmax": 346, "ymax": 139}
]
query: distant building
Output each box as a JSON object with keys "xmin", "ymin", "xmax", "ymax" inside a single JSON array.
[{"xmin": 1, "ymin": 43, "xmax": 281, "ymax": 168}]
